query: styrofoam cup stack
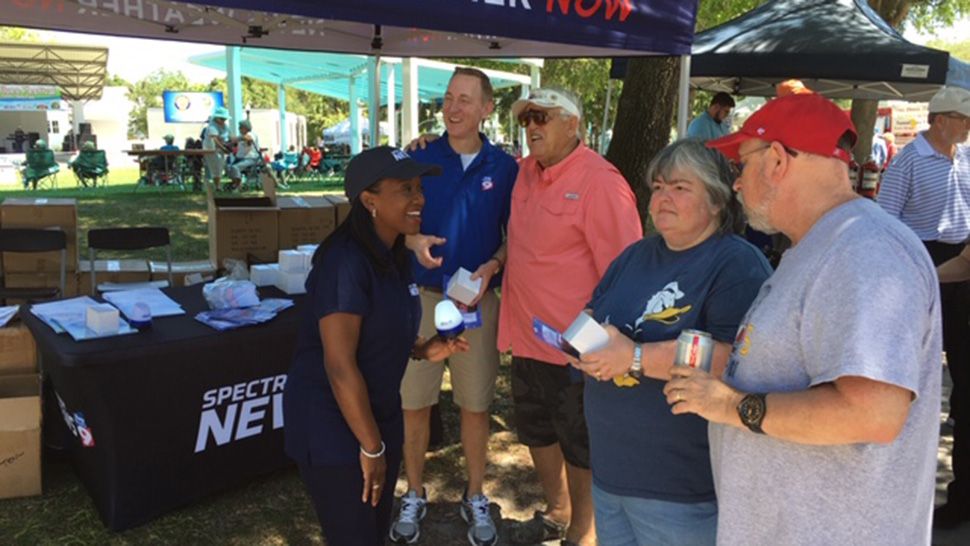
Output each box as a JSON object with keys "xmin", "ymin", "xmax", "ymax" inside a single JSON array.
[
  {"xmin": 276, "ymin": 248, "xmax": 310, "ymax": 294},
  {"xmin": 86, "ymin": 304, "xmax": 120, "ymax": 335},
  {"xmin": 563, "ymin": 312, "xmax": 610, "ymax": 355},
  {"xmin": 445, "ymin": 267, "xmax": 482, "ymax": 307},
  {"xmin": 250, "ymin": 263, "xmax": 280, "ymax": 287},
  {"xmin": 279, "ymin": 250, "xmax": 310, "ymax": 273}
]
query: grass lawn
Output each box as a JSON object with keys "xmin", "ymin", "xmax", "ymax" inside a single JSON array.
[{"xmin": 0, "ymin": 167, "xmax": 347, "ymax": 262}]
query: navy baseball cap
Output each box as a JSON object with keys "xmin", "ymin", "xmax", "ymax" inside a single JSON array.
[{"xmin": 344, "ymin": 146, "xmax": 442, "ymax": 200}]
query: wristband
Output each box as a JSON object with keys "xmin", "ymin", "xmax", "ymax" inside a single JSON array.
[
  {"xmin": 360, "ymin": 440, "xmax": 386, "ymax": 458},
  {"xmin": 489, "ymin": 256, "xmax": 504, "ymax": 270}
]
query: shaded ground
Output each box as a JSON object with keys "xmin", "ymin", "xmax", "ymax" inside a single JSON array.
[{"xmin": 3, "ymin": 362, "xmax": 969, "ymax": 545}]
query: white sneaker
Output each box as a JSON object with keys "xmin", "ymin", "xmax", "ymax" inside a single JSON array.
[
  {"xmin": 389, "ymin": 489, "xmax": 428, "ymax": 544},
  {"xmin": 460, "ymin": 493, "xmax": 498, "ymax": 546}
]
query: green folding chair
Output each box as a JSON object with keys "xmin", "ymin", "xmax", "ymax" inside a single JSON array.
[
  {"xmin": 70, "ymin": 149, "xmax": 109, "ymax": 188},
  {"xmin": 21, "ymin": 148, "xmax": 60, "ymax": 190}
]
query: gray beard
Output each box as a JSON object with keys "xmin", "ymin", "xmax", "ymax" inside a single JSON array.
[{"xmin": 737, "ymin": 191, "xmax": 779, "ymax": 235}]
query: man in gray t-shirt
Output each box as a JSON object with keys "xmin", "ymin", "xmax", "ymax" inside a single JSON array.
[{"xmin": 665, "ymin": 93, "xmax": 942, "ymax": 545}]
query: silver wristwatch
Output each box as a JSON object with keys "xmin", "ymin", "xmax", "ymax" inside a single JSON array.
[{"xmin": 630, "ymin": 343, "xmax": 643, "ymax": 378}]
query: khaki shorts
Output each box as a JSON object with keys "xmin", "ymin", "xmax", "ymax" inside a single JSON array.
[{"xmin": 400, "ymin": 288, "xmax": 500, "ymax": 412}]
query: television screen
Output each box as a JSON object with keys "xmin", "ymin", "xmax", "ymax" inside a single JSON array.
[{"xmin": 163, "ymin": 91, "xmax": 225, "ymax": 123}]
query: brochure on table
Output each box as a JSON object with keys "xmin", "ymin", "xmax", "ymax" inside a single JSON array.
[
  {"xmin": 102, "ymin": 288, "xmax": 186, "ymax": 319},
  {"xmin": 30, "ymin": 296, "xmax": 137, "ymax": 341}
]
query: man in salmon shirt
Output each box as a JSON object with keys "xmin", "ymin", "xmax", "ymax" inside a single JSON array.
[{"xmin": 500, "ymin": 87, "xmax": 642, "ymax": 546}]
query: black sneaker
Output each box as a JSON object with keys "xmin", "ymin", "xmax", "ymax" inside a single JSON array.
[
  {"xmin": 508, "ymin": 511, "xmax": 567, "ymax": 544},
  {"xmin": 934, "ymin": 502, "xmax": 969, "ymax": 530}
]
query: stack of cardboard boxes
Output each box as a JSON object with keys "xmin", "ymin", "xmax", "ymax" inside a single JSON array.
[
  {"xmin": 0, "ymin": 198, "xmax": 80, "ymax": 299},
  {"xmin": 207, "ymin": 173, "xmax": 348, "ymax": 273},
  {"xmin": 0, "ymin": 325, "xmax": 41, "ymax": 500}
]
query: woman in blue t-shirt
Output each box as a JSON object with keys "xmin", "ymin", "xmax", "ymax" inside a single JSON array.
[
  {"xmin": 572, "ymin": 139, "xmax": 772, "ymax": 545},
  {"xmin": 284, "ymin": 146, "xmax": 468, "ymax": 546}
]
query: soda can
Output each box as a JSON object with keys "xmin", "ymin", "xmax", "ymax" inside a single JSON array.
[{"xmin": 674, "ymin": 329, "xmax": 714, "ymax": 373}]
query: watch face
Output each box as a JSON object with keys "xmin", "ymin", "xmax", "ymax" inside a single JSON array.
[{"xmin": 741, "ymin": 395, "xmax": 766, "ymax": 425}]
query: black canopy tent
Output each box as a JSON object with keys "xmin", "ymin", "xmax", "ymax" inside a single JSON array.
[{"xmin": 612, "ymin": 0, "xmax": 961, "ymax": 101}]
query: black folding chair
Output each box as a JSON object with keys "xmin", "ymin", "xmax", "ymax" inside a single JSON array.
[
  {"xmin": 87, "ymin": 227, "xmax": 172, "ymax": 294},
  {"xmin": 0, "ymin": 228, "xmax": 67, "ymax": 305}
]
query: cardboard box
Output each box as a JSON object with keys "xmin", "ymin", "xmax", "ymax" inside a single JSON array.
[
  {"xmin": 4, "ymin": 272, "xmax": 79, "ymax": 301},
  {"xmin": 0, "ymin": 326, "xmax": 36, "ymax": 377},
  {"xmin": 0, "ymin": 374, "xmax": 41, "ymax": 500},
  {"xmin": 207, "ymin": 175, "xmax": 280, "ymax": 269},
  {"xmin": 150, "ymin": 260, "xmax": 216, "ymax": 287},
  {"xmin": 1, "ymin": 198, "xmax": 79, "ymax": 273},
  {"xmin": 277, "ymin": 196, "xmax": 335, "ymax": 250},
  {"xmin": 325, "ymin": 195, "xmax": 351, "ymax": 226},
  {"xmin": 78, "ymin": 259, "xmax": 151, "ymax": 296}
]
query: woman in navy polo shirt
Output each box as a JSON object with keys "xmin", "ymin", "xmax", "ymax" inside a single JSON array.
[{"xmin": 284, "ymin": 146, "xmax": 468, "ymax": 546}]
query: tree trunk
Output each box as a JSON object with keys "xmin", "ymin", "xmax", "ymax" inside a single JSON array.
[
  {"xmin": 849, "ymin": 1, "xmax": 910, "ymax": 163},
  {"xmin": 850, "ymin": 99, "xmax": 879, "ymax": 164},
  {"xmin": 605, "ymin": 56, "xmax": 680, "ymax": 227}
]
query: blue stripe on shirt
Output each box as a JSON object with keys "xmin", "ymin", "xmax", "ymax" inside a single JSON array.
[{"xmin": 877, "ymin": 134, "xmax": 970, "ymax": 243}]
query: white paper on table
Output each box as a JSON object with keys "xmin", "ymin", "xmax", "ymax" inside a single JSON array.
[
  {"xmin": 103, "ymin": 288, "xmax": 186, "ymax": 319},
  {"xmin": 0, "ymin": 305, "xmax": 18, "ymax": 328},
  {"xmin": 31, "ymin": 296, "xmax": 102, "ymax": 334}
]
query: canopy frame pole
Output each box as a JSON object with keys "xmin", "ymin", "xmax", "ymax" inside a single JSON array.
[
  {"xmin": 350, "ymin": 75, "xmax": 361, "ymax": 155},
  {"xmin": 386, "ymin": 62, "xmax": 396, "ymax": 147},
  {"xmin": 278, "ymin": 84, "xmax": 288, "ymax": 153},
  {"xmin": 401, "ymin": 57, "xmax": 418, "ymax": 145},
  {"xmin": 226, "ymin": 46, "xmax": 243, "ymax": 137},
  {"xmin": 368, "ymin": 56, "xmax": 381, "ymax": 147},
  {"xmin": 676, "ymin": 55, "xmax": 691, "ymax": 139},
  {"xmin": 599, "ymin": 79, "xmax": 613, "ymax": 154}
]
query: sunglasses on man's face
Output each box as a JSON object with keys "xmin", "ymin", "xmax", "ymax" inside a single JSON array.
[{"xmin": 517, "ymin": 109, "xmax": 553, "ymax": 128}]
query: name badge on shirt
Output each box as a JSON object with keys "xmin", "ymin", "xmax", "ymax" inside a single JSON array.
[
  {"xmin": 564, "ymin": 192, "xmax": 580, "ymax": 200},
  {"xmin": 408, "ymin": 283, "xmax": 419, "ymax": 297},
  {"xmin": 481, "ymin": 177, "xmax": 494, "ymax": 191}
]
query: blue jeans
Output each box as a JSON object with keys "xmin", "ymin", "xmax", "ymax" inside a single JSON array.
[{"xmin": 592, "ymin": 483, "xmax": 717, "ymax": 546}]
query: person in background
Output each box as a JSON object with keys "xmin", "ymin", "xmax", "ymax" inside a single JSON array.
[
  {"xmin": 686, "ymin": 93, "xmax": 735, "ymax": 142},
  {"xmin": 226, "ymin": 119, "xmax": 262, "ymax": 191},
  {"xmin": 883, "ymin": 131, "xmax": 898, "ymax": 168},
  {"xmin": 573, "ymin": 139, "xmax": 771, "ymax": 545},
  {"xmin": 283, "ymin": 146, "xmax": 468, "ymax": 546},
  {"xmin": 160, "ymin": 134, "xmax": 179, "ymax": 152},
  {"xmin": 202, "ymin": 106, "xmax": 232, "ymax": 191},
  {"xmin": 879, "ymin": 85, "xmax": 970, "ymax": 530}
]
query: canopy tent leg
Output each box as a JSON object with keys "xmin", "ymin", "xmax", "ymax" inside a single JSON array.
[
  {"xmin": 599, "ymin": 79, "xmax": 614, "ymax": 155},
  {"xmin": 368, "ymin": 56, "xmax": 381, "ymax": 148},
  {"xmin": 676, "ymin": 55, "xmax": 691, "ymax": 139},
  {"xmin": 278, "ymin": 84, "xmax": 288, "ymax": 153},
  {"xmin": 401, "ymin": 58, "xmax": 418, "ymax": 145},
  {"xmin": 226, "ymin": 46, "xmax": 243, "ymax": 137},
  {"xmin": 386, "ymin": 63, "xmax": 396, "ymax": 147},
  {"xmin": 350, "ymin": 76, "xmax": 361, "ymax": 155}
]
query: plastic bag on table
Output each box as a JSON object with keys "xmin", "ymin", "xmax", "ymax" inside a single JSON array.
[
  {"xmin": 221, "ymin": 258, "xmax": 249, "ymax": 280},
  {"xmin": 202, "ymin": 278, "xmax": 260, "ymax": 310}
]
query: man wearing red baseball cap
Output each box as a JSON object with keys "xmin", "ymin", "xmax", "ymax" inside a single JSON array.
[{"xmin": 665, "ymin": 93, "xmax": 942, "ymax": 544}]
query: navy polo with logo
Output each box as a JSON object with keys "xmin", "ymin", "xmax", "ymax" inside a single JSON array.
[
  {"xmin": 409, "ymin": 133, "xmax": 518, "ymax": 289},
  {"xmin": 283, "ymin": 230, "xmax": 421, "ymax": 466}
]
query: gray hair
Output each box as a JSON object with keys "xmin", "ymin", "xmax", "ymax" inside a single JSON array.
[{"xmin": 646, "ymin": 138, "xmax": 745, "ymax": 235}]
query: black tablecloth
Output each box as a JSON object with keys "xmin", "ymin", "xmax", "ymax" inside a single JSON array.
[{"xmin": 22, "ymin": 285, "xmax": 303, "ymax": 531}]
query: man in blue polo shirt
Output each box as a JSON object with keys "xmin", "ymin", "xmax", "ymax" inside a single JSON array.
[
  {"xmin": 880, "ymin": 85, "xmax": 970, "ymax": 530},
  {"xmin": 390, "ymin": 67, "xmax": 518, "ymax": 546},
  {"xmin": 686, "ymin": 92, "xmax": 735, "ymax": 142}
]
